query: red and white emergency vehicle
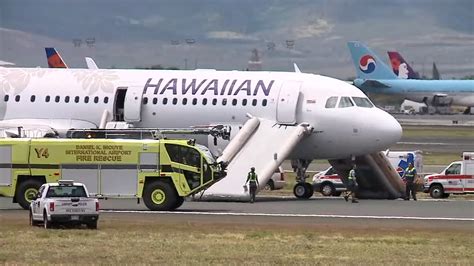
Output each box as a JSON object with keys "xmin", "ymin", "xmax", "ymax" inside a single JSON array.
[{"xmin": 423, "ymin": 152, "xmax": 474, "ymax": 198}]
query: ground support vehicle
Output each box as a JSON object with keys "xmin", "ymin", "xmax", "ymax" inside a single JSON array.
[
  {"xmin": 0, "ymin": 138, "xmax": 226, "ymax": 211},
  {"xmin": 423, "ymin": 152, "xmax": 474, "ymax": 198},
  {"xmin": 30, "ymin": 180, "xmax": 99, "ymax": 229}
]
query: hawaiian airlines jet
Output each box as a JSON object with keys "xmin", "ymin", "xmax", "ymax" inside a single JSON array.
[
  {"xmin": 387, "ymin": 51, "xmax": 420, "ymax": 79},
  {"xmin": 348, "ymin": 41, "xmax": 474, "ymax": 111},
  {"xmin": 0, "ymin": 67, "xmax": 402, "ymax": 198}
]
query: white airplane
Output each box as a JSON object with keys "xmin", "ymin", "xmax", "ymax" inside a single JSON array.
[{"xmin": 0, "ymin": 67, "xmax": 402, "ymax": 198}]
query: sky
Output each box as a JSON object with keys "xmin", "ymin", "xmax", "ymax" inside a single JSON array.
[{"xmin": 0, "ymin": 0, "xmax": 473, "ymax": 79}]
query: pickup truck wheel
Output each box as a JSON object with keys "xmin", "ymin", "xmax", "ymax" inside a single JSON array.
[
  {"xmin": 87, "ymin": 221, "xmax": 98, "ymax": 229},
  {"xmin": 17, "ymin": 180, "xmax": 43, "ymax": 210},
  {"xmin": 320, "ymin": 183, "xmax": 335, "ymax": 196},
  {"xmin": 29, "ymin": 209, "xmax": 39, "ymax": 226},
  {"xmin": 143, "ymin": 181, "xmax": 178, "ymax": 211},
  {"xmin": 43, "ymin": 212, "xmax": 52, "ymax": 229},
  {"xmin": 429, "ymin": 184, "xmax": 444, "ymax": 199}
]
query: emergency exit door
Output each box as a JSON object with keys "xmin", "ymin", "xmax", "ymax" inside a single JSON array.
[
  {"xmin": 123, "ymin": 86, "xmax": 145, "ymax": 122},
  {"xmin": 276, "ymin": 81, "xmax": 301, "ymax": 124}
]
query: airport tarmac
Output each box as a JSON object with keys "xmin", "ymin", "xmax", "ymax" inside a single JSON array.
[{"xmin": 2, "ymin": 197, "xmax": 472, "ymax": 230}]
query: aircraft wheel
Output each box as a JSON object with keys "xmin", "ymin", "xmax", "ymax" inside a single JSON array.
[{"xmin": 293, "ymin": 183, "xmax": 313, "ymax": 199}]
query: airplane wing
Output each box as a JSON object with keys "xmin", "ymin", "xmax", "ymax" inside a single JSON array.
[
  {"xmin": 434, "ymin": 93, "xmax": 448, "ymax": 97},
  {"xmin": 359, "ymin": 80, "xmax": 391, "ymax": 89}
]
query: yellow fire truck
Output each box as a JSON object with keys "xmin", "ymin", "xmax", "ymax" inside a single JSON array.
[{"xmin": 0, "ymin": 138, "xmax": 225, "ymax": 211}]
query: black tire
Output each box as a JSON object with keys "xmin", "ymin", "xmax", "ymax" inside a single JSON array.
[
  {"xmin": 429, "ymin": 184, "xmax": 444, "ymax": 199},
  {"xmin": 264, "ymin": 180, "xmax": 275, "ymax": 191},
  {"xmin": 320, "ymin": 183, "xmax": 335, "ymax": 197},
  {"xmin": 86, "ymin": 221, "xmax": 98, "ymax": 230},
  {"xmin": 293, "ymin": 183, "xmax": 313, "ymax": 199},
  {"xmin": 333, "ymin": 191, "xmax": 342, "ymax": 197},
  {"xmin": 43, "ymin": 211, "xmax": 51, "ymax": 229},
  {"xmin": 143, "ymin": 180, "xmax": 178, "ymax": 211},
  {"xmin": 173, "ymin": 197, "xmax": 185, "ymax": 209},
  {"xmin": 442, "ymin": 193, "xmax": 450, "ymax": 198},
  {"xmin": 29, "ymin": 209, "xmax": 39, "ymax": 226},
  {"xmin": 16, "ymin": 179, "xmax": 43, "ymax": 210}
]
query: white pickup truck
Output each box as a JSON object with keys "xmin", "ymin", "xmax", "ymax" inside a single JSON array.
[{"xmin": 29, "ymin": 180, "xmax": 99, "ymax": 229}]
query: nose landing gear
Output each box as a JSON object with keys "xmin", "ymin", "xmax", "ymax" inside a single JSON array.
[{"xmin": 291, "ymin": 159, "xmax": 313, "ymax": 199}]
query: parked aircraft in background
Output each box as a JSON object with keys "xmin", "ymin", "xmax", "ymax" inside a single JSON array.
[
  {"xmin": 387, "ymin": 51, "xmax": 420, "ymax": 79},
  {"xmin": 45, "ymin": 48, "xmax": 99, "ymax": 69},
  {"xmin": 348, "ymin": 41, "xmax": 474, "ymax": 113}
]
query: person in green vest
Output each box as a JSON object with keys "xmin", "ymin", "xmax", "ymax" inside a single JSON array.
[
  {"xmin": 403, "ymin": 162, "xmax": 417, "ymax": 201},
  {"xmin": 245, "ymin": 167, "xmax": 259, "ymax": 203},
  {"xmin": 344, "ymin": 165, "xmax": 359, "ymax": 203}
]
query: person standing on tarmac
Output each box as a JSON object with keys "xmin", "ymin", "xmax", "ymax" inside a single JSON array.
[
  {"xmin": 403, "ymin": 162, "xmax": 417, "ymax": 201},
  {"xmin": 245, "ymin": 167, "xmax": 259, "ymax": 203},
  {"xmin": 344, "ymin": 165, "xmax": 359, "ymax": 203}
]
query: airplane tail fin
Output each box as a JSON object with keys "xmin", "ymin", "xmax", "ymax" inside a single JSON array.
[
  {"xmin": 45, "ymin": 48, "xmax": 68, "ymax": 68},
  {"xmin": 387, "ymin": 51, "xmax": 420, "ymax": 79},
  {"xmin": 347, "ymin": 41, "xmax": 397, "ymax": 80}
]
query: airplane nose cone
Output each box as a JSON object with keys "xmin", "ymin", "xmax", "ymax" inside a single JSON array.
[{"xmin": 376, "ymin": 110, "xmax": 402, "ymax": 147}]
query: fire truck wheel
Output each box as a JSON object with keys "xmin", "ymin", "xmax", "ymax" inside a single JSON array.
[
  {"xmin": 143, "ymin": 180, "xmax": 178, "ymax": 211},
  {"xmin": 17, "ymin": 180, "xmax": 43, "ymax": 210},
  {"xmin": 174, "ymin": 197, "xmax": 185, "ymax": 209},
  {"xmin": 429, "ymin": 184, "xmax": 444, "ymax": 199}
]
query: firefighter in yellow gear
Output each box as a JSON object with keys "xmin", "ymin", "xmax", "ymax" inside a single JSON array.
[
  {"xmin": 403, "ymin": 162, "xmax": 417, "ymax": 201},
  {"xmin": 245, "ymin": 167, "xmax": 259, "ymax": 203},
  {"xmin": 344, "ymin": 165, "xmax": 359, "ymax": 203}
]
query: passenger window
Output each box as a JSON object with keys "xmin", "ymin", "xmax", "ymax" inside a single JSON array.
[
  {"xmin": 352, "ymin": 97, "xmax": 374, "ymax": 108},
  {"xmin": 222, "ymin": 99, "xmax": 227, "ymax": 105},
  {"xmin": 15, "ymin": 95, "xmax": 20, "ymax": 102},
  {"xmin": 172, "ymin": 98, "xmax": 178, "ymax": 105},
  {"xmin": 84, "ymin": 96, "xmax": 89, "ymax": 103},
  {"xmin": 252, "ymin": 99, "xmax": 257, "ymax": 106},
  {"xmin": 94, "ymin": 96, "xmax": 99, "ymax": 103},
  {"xmin": 192, "ymin": 98, "xmax": 197, "ymax": 105},
  {"xmin": 338, "ymin": 97, "xmax": 354, "ymax": 108},
  {"xmin": 30, "ymin": 95, "xmax": 36, "ymax": 102},
  {"xmin": 74, "ymin": 96, "xmax": 80, "ymax": 103},
  {"xmin": 104, "ymin": 97, "xmax": 109, "ymax": 104},
  {"xmin": 143, "ymin": 97, "xmax": 148, "ymax": 105},
  {"xmin": 163, "ymin": 98, "xmax": 168, "ymax": 105},
  {"xmin": 45, "ymin": 96, "xmax": 51, "ymax": 102},
  {"xmin": 153, "ymin": 98, "xmax": 158, "ymax": 105},
  {"xmin": 262, "ymin": 99, "xmax": 267, "ymax": 106},
  {"xmin": 232, "ymin": 99, "xmax": 237, "ymax": 106},
  {"xmin": 242, "ymin": 99, "xmax": 247, "ymax": 106},
  {"xmin": 183, "ymin": 98, "xmax": 188, "ymax": 105},
  {"xmin": 4, "ymin": 95, "xmax": 8, "ymax": 102},
  {"xmin": 55, "ymin": 96, "xmax": 60, "ymax": 103},
  {"xmin": 325, "ymin": 97, "xmax": 338, "ymax": 108},
  {"xmin": 65, "ymin": 96, "xmax": 70, "ymax": 103},
  {"xmin": 202, "ymin": 98, "xmax": 207, "ymax": 105},
  {"xmin": 212, "ymin": 99, "xmax": 217, "ymax": 105},
  {"xmin": 445, "ymin": 163, "xmax": 461, "ymax": 175}
]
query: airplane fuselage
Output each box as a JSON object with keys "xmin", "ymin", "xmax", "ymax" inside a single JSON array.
[{"xmin": 0, "ymin": 68, "xmax": 402, "ymax": 160}]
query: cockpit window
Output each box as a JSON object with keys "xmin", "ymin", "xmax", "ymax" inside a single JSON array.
[
  {"xmin": 325, "ymin": 97, "xmax": 338, "ymax": 108},
  {"xmin": 338, "ymin": 97, "xmax": 354, "ymax": 108},
  {"xmin": 352, "ymin": 97, "xmax": 374, "ymax": 108}
]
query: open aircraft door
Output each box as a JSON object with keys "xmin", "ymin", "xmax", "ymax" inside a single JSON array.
[
  {"xmin": 276, "ymin": 81, "xmax": 301, "ymax": 124},
  {"xmin": 123, "ymin": 86, "xmax": 144, "ymax": 122}
]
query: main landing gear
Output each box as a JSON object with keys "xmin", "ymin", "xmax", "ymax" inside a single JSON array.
[{"xmin": 291, "ymin": 159, "xmax": 313, "ymax": 199}]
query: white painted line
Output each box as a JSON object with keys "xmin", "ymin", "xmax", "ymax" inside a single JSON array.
[{"xmin": 101, "ymin": 210, "xmax": 474, "ymax": 221}]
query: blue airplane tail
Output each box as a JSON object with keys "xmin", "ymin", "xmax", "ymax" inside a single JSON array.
[
  {"xmin": 45, "ymin": 47, "xmax": 68, "ymax": 68},
  {"xmin": 347, "ymin": 41, "xmax": 397, "ymax": 80}
]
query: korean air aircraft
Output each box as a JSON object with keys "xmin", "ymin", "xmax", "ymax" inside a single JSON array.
[
  {"xmin": 0, "ymin": 67, "xmax": 402, "ymax": 198},
  {"xmin": 348, "ymin": 41, "xmax": 474, "ymax": 112}
]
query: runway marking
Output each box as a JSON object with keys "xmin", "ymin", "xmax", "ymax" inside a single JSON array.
[
  {"xmin": 101, "ymin": 210, "xmax": 474, "ymax": 221},
  {"xmin": 397, "ymin": 141, "xmax": 472, "ymax": 146}
]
